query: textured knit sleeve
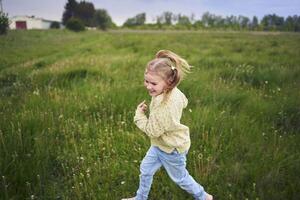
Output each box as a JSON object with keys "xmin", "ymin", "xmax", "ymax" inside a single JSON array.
[{"xmin": 134, "ymin": 105, "xmax": 172, "ymax": 138}]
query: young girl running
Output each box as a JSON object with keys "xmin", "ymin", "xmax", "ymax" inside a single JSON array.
[{"xmin": 122, "ymin": 50, "xmax": 213, "ymax": 200}]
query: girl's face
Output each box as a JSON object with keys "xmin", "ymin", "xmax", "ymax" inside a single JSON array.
[{"xmin": 144, "ymin": 71, "xmax": 167, "ymax": 97}]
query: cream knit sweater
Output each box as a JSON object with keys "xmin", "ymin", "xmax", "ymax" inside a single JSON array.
[{"xmin": 134, "ymin": 87, "xmax": 191, "ymax": 153}]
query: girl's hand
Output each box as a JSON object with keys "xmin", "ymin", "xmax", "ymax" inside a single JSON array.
[{"xmin": 137, "ymin": 100, "xmax": 147, "ymax": 113}]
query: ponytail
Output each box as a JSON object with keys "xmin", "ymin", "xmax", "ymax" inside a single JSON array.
[
  {"xmin": 155, "ymin": 50, "xmax": 192, "ymax": 80},
  {"xmin": 146, "ymin": 50, "xmax": 192, "ymax": 95}
]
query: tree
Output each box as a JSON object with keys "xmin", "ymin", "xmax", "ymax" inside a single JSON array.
[
  {"xmin": 0, "ymin": 12, "xmax": 9, "ymax": 35},
  {"xmin": 193, "ymin": 20, "xmax": 204, "ymax": 29},
  {"xmin": 177, "ymin": 14, "xmax": 191, "ymax": 25},
  {"xmin": 75, "ymin": 1, "xmax": 95, "ymax": 27},
  {"xmin": 285, "ymin": 15, "xmax": 300, "ymax": 32},
  {"xmin": 238, "ymin": 15, "xmax": 250, "ymax": 29},
  {"xmin": 224, "ymin": 15, "xmax": 238, "ymax": 29},
  {"xmin": 284, "ymin": 16, "xmax": 294, "ymax": 31},
  {"xmin": 93, "ymin": 9, "xmax": 112, "ymax": 30},
  {"xmin": 123, "ymin": 13, "xmax": 146, "ymax": 27},
  {"xmin": 156, "ymin": 11, "xmax": 174, "ymax": 25},
  {"xmin": 163, "ymin": 11, "xmax": 173, "ymax": 25},
  {"xmin": 214, "ymin": 15, "xmax": 225, "ymax": 27},
  {"xmin": 62, "ymin": 0, "xmax": 78, "ymax": 25},
  {"xmin": 250, "ymin": 16, "xmax": 259, "ymax": 30},
  {"xmin": 261, "ymin": 14, "xmax": 284, "ymax": 31},
  {"xmin": 201, "ymin": 12, "xmax": 215, "ymax": 27},
  {"xmin": 293, "ymin": 15, "xmax": 300, "ymax": 32},
  {"xmin": 66, "ymin": 17, "xmax": 85, "ymax": 32}
]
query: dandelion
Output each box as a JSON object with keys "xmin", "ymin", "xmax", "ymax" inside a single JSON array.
[
  {"xmin": 198, "ymin": 153, "xmax": 203, "ymax": 160},
  {"xmin": 33, "ymin": 89, "xmax": 40, "ymax": 96},
  {"xmin": 277, "ymin": 87, "xmax": 281, "ymax": 92}
]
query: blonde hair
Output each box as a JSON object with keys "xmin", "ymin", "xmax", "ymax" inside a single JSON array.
[{"xmin": 146, "ymin": 50, "xmax": 191, "ymax": 93}]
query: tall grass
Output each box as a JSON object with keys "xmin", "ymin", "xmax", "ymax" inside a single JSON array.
[{"xmin": 0, "ymin": 30, "xmax": 300, "ymax": 199}]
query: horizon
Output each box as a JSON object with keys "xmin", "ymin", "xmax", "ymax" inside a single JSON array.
[{"xmin": 3, "ymin": 0, "xmax": 300, "ymax": 26}]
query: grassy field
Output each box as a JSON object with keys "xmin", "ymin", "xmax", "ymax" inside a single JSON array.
[{"xmin": 0, "ymin": 29, "xmax": 300, "ymax": 200}]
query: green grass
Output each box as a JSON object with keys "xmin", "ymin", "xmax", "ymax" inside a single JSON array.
[{"xmin": 0, "ymin": 29, "xmax": 300, "ymax": 200}]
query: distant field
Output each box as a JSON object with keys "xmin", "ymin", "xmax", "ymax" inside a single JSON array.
[{"xmin": 0, "ymin": 30, "xmax": 299, "ymax": 200}]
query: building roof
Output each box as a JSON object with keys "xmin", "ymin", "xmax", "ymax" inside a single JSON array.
[{"xmin": 10, "ymin": 15, "xmax": 61, "ymax": 23}]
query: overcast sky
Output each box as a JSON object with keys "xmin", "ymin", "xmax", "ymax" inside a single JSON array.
[{"xmin": 3, "ymin": 0, "xmax": 300, "ymax": 26}]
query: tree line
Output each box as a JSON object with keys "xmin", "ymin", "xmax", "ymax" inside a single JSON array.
[
  {"xmin": 124, "ymin": 11, "xmax": 300, "ymax": 32},
  {"xmin": 62, "ymin": 0, "xmax": 299, "ymax": 32}
]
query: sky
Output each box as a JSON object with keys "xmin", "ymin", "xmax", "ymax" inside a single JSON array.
[{"xmin": 3, "ymin": 0, "xmax": 300, "ymax": 26}]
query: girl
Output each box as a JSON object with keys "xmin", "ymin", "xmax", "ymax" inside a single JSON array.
[{"xmin": 122, "ymin": 50, "xmax": 213, "ymax": 200}]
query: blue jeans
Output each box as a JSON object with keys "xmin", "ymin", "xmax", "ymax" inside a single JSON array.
[{"xmin": 135, "ymin": 146, "xmax": 206, "ymax": 200}]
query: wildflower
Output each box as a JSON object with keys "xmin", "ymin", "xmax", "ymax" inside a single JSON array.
[
  {"xmin": 121, "ymin": 181, "xmax": 125, "ymax": 185},
  {"xmin": 198, "ymin": 153, "xmax": 203, "ymax": 159},
  {"xmin": 33, "ymin": 89, "xmax": 40, "ymax": 96},
  {"xmin": 277, "ymin": 87, "xmax": 281, "ymax": 92},
  {"xmin": 189, "ymin": 109, "xmax": 192, "ymax": 113}
]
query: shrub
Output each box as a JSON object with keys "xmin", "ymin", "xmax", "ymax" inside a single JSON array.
[
  {"xmin": 0, "ymin": 12, "xmax": 9, "ymax": 35},
  {"xmin": 66, "ymin": 18, "xmax": 85, "ymax": 32},
  {"xmin": 50, "ymin": 21, "xmax": 61, "ymax": 29}
]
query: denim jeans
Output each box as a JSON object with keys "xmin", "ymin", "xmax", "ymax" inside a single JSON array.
[{"xmin": 135, "ymin": 146, "xmax": 206, "ymax": 200}]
